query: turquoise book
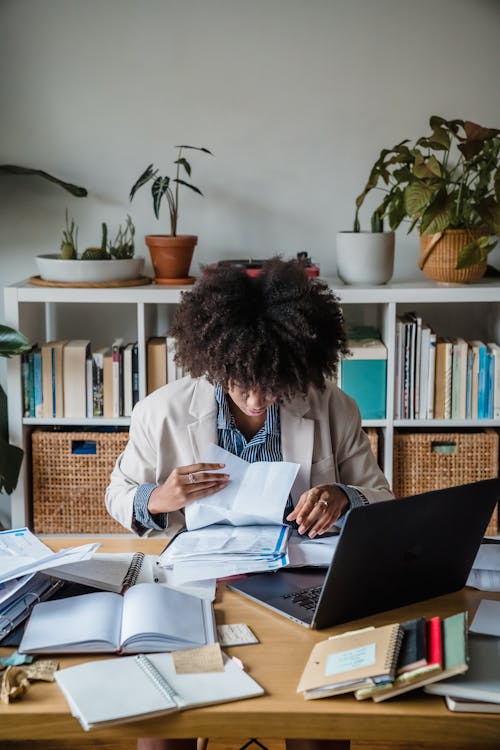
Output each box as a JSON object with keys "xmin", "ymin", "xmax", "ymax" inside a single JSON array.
[{"xmin": 341, "ymin": 337, "xmax": 387, "ymax": 419}]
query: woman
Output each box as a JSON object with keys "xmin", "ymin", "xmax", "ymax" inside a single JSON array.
[{"xmin": 105, "ymin": 257, "xmax": 394, "ymax": 750}]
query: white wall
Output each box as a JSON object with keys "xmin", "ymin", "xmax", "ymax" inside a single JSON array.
[{"xmin": 1, "ymin": 0, "xmax": 500, "ymax": 307}]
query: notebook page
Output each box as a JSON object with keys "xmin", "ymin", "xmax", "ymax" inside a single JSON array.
[{"xmin": 19, "ymin": 591, "xmax": 122, "ymax": 652}]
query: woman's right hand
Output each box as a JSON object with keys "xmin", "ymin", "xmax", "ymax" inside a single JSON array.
[{"xmin": 147, "ymin": 463, "xmax": 229, "ymax": 515}]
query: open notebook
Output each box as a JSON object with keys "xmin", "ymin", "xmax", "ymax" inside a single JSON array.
[
  {"xmin": 19, "ymin": 582, "xmax": 216, "ymax": 654},
  {"xmin": 55, "ymin": 651, "xmax": 264, "ymax": 730}
]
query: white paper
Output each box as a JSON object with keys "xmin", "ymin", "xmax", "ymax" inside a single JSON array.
[
  {"xmin": 466, "ymin": 569, "xmax": 500, "ymax": 591},
  {"xmin": 0, "ymin": 527, "xmax": 99, "ymax": 583},
  {"xmin": 184, "ymin": 443, "xmax": 299, "ymax": 530},
  {"xmin": 470, "ymin": 599, "xmax": 500, "ymax": 637},
  {"xmin": 160, "ymin": 524, "xmax": 289, "ymax": 583},
  {"xmin": 287, "ymin": 531, "xmax": 340, "ymax": 567},
  {"xmin": 472, "ymin": 544, "xmax": 500, "ymax": 572}
]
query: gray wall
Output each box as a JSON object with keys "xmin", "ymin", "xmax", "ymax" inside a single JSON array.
[{"xmin": 1, "ymin": 0, "xmax": 500, "ymax": 310}]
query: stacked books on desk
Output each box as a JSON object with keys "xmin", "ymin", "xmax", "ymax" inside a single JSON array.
[{"xmin": 297, "ymin": 612, "xmax": 469, "ymax": 702}]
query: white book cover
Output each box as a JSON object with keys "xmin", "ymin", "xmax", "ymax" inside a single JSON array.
[
  {"xmin": 55, "ymin": 651, "xmax": 264, "ymax": 730},
  {"xmin": 63, "ymin": 340, "xmax": 91, "ymax": 418},
  {"xmin": 418, "ymin": 324, "xmax": 431, "ymax": 419},
  {"xmin": 111, "ymin": 337, "xmax": 124, "ymax": 418},
  {"xmin": 451, "ymin": 338, "xmax": 468, "ymax": 420},
  {"xmin": 122, "ymin": 342, "xmax": 135, "ymax": 417}
]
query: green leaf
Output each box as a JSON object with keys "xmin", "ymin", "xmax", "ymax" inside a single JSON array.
[
  {"xmin": 420, "ymin": 192, "xmax": 453, "ymax": 234},
  {"xmin": 0, "ymin": 165, "xmax": 87, "ymax": 197},
  {"xmin": 413, "ymin": 153, "xmax": 442, "ymax": 179},
  {"xmin": 0, "ymin": 431, "xmax": 23, "ymax": 495},
  {"xmin": 477, "ymin": 196, "xmax": 500, "ymax": 234},
  {"xmin": 404, "ymin": 183, "xmax": 435, "ymax": 217},
  {"xmin": 130, "ymin": 164, "xmax": 156, "ymax": 201},
  {"xmin": 173, "ymin": 179, "xmax": 203, "ymax": 196},
  {"xmin": 175, "ymin": 158, "xmax": 191, "ymax": 177},
  {"xmin": 0, "ymin": 325, "xmax": 31, "ymax": 358},
  {"xmin": 151, "ymin": 176, "xmax": 171, "ymax": 219},
  {"xmin": 457, "ymin": 237, "xmax": 497, "ymax": 268}
]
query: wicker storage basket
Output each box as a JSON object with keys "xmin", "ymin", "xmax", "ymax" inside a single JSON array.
[
  {"xmin": 32, "ymin": 429, "xmax": 129, "ymax": 534},
  {"xmin": 393, "ymin": 430, "xmax": 499, "ymax": 535},
  {"xmin": 365, "ymin": 427, "xmax": 379, "ymax": 463}
]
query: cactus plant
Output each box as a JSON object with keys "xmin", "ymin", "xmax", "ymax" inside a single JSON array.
[
  {"xmin": 109, "ymin": 215, "xmax": 135, "ymax": 259},
  {"xmin": 81, "ymin": 222, "xmax": 110, "ymax": 260},
  {"xmin": 60, "ymin": 210, "xmax": 78, "ymax": 259}
]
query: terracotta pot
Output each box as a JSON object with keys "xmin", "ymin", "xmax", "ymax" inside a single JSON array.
[
  {"xmin": 145, "ymin": 235, "xmax": 197, "ymax": 282},
  {"xmin": 418, "ymin": 229, "xmax": 487, "ymax": 284}
]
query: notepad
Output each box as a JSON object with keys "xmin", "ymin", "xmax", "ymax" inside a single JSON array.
[
  {"xmin": 55, "ymin": 650, "xmax": 264, "ymax": 730},
  {"xmin": 46, "ymin": 552, "xmax": 154, "ymax": 593},
  {"xmin": 19, "ymin": 582, "xmax": 216, "ymax": 654},
  {"xmin": 297, "ymin": 622, "xmax": 403, "ymax": 699}
]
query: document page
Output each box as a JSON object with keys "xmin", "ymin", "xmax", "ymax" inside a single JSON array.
[
  {"xmin": 19, "ymin": 591, "xmax": 122, "ymax": 653},
  {"xmin": 184, "ymin": 444, "xmax": 299, "ymax": 530},
  {"xmin": 119, "ymin": 583, "xmax": 212, "ymax": 651}
]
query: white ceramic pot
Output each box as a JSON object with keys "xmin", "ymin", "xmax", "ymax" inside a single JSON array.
[
  {"xmin": 36, "ymin": 254, "xmax": 144, "ymax": 283},
  {"xmin": 336, "ymin": 231, "xmax": 395, "ymax": 285}
]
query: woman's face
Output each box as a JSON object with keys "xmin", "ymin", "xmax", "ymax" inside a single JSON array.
[{"xmin": 226, "ymin": 383, "xmax": 277, "ymax": 417}]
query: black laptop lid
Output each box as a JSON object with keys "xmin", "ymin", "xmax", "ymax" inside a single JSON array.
[{"xmin": 312, "ymin": 477, "xmax": 500, "ymax": 629}]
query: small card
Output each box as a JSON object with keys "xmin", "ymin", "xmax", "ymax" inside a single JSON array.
[
  {"xmin": 173, "ymin": 643, "xmax": 225, "ymax": 674},
  {"xmin": 217, "ymin": 623, "xmax": 259, "ymax": 646}
]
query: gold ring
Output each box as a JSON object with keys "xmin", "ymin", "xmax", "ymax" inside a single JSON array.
[
  {"xmin": 188, "ymin": 473, "xmax": 197, "ymax": 484},
  {"xmin": 317, "ymin": 499, "xmax": 329, "ymax": 510}
]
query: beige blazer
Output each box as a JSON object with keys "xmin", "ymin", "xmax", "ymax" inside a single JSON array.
[{"xmin": 105, "ymin": 376, "xmax": 394, "ymax": 534}]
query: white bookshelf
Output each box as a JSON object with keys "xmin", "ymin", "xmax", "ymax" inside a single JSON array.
[{"xmin": 4, "ymin": 277, "xmax": 500, "ymax": 528}]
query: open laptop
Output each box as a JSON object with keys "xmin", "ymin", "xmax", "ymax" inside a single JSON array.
[{"xmin": 228, "ymin": 478, "xmax": 500, "ymax": 629}]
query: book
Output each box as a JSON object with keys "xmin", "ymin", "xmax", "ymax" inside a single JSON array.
[
  {"xmin": 445, "ymin": 695, "xmax": 500, "ymax": 713},
  {"xmin": 418, "ymin": 324, "xmax": 431, "ymax": 419},
  {"xmin": 102, "ymin": 348, "xmax": 114, "ymax": 417},
  {"xmin": 487, "ymin": 343, "xmax": 500, "ymax": 419},
  {"xmin": 475, "ymin": 340, "xmax": 489, "ymax": 418},
  {"xmin": 111, "ymin": 337, "xmax": 124, "ymax": 417},
  {"xmin": 451, "ymin": 338, "xmax": 468, "ymax": 419},
  {"xmin": 397, "ymin": 617, "xmax": 427, "ymax": 675},
  {"xmin": 19, "ymin": 582, "xmax": 216, "ymax": 654},
  {"xmin": 47, "ymin": 551, "xmax": 154, "ymax": 593},
  {"xmin": 122, "ymin": 342, "xmax": 135, "ymax": 417},
  {"xmin": 426, "ymin": 330, "xmax": 437, "ymax": 419},
  {"xmin": 358, "ymin": 611, "xmax": 468, "ymax": 703},
  {"xmin": 425, "ymin": 635, "xmax": 500, "ymax": 704},
  {"xmin": 131, "ymin": 342, "xmax": 139, "ymax": 407},
  {"xmin": 91, "ymin": 346, "xmax": 109, "ymax": 416},
  {"xmin": 469, "ymin": 340, "xmax": 481, "ymax": 419},
  {"xmin": 427, "ymin": 615, "xmax": 443, "ymax": 667},
  {"xmin": 147, "ymin": 336, "xmax": 167, "ymax": 394},
  {"xmin": 297, "ymin": 622, "xmax": 403, "ymax": 699},
  {"xmin": 434, "ymin": 338, "xmax": 452, "ymax": 420},
  {"xmin": 63, "ymin": 340, "xmax": 91, "ymax": 418},
  {"xmin": 40, "ymin": 339, "xmax": 67, "ymax": 418},
  {"xmin": 55, "ymin": 650, "xmax": 264, "ymax": 731}
]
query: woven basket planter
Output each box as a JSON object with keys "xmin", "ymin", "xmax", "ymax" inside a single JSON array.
[{"xmin": 418, "ymin": 229, "xmax": 487, "ymax": 284}]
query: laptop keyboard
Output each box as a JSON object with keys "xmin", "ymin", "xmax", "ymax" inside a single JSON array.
[{"xmin": 282, "ymin": 585, "xmax": 322, "ymax": 611}]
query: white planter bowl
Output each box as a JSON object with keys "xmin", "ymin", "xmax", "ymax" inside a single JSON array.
[
  {"xmin": 336, "ymin": 232, "xmax": 395, "ymax": 285},
  {"xmin": 36, "ymin": 254, "xmax": 144, "ymax": 283}
]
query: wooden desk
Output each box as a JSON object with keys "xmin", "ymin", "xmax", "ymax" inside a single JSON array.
[{"xmin": 1, "ymin": 536, "xmax": 499, "ymax": 746}]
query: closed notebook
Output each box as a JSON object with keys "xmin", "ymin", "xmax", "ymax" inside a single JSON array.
[
  {"xmin": 46, "ymin": 551, "xmax": 153, "ymax": 593},
  {"xmin": 358, "ymin": 611, "xmax": 468, "ymax": 702},
  {"xmin": 445, "ymin": 695, "xmax": 500, "ymax": 713},
  {"xmin": 297, "ymin": 622, "xmax": 403, "ymax": 699},
  {"xmin": 397, "ymin": 617, "xmax": 427, "ymax": 675},
  {"xmin": 55, "ymin": 651, "xmax": 264, "ymax": 730},
  {"xmin": 19, "ymin": 582, "xmax": 216, "ymax": 654},
  {"xmin": 425, "ymin": 634, "xmax": 500, "ymax": 703}
]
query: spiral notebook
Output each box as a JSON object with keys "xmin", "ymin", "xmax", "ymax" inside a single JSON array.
[
  {"xmin": 297, "ymin": 622, "xmax": 403, "ymax": 699},
  {"xmin": 46, "ymin": 552, "xmax": 154, "ymax": 593},
  {"xmin": 55, "ymin": 651, "xmax": 264, "ymax": 730}
]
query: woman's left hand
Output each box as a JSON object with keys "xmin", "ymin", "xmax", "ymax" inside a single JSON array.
[{"xmin": 286, "ymin": 484, "xmax": 349, "ymax": 538}]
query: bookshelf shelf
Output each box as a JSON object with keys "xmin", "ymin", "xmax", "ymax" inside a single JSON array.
[{"xmin": 4, "ymin": 277, "xmax": 500, "ymax": 529}]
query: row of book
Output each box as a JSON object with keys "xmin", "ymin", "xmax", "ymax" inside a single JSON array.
[
  {"xmin": 21, "ymin": 339, "xmax": 140, "ymax": 419},
  {"xmin": 21, "ymin": 336, "xmax": 185, "ymax": 419},
  {"xmin": 298, "ymin": 611, "xmax": 468, "ymax": 703},
  {"xmin": 396, "ymin": 313, "xmax": 500, "ymax": 420}
]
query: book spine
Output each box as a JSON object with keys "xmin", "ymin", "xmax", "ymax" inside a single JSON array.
[
  {"xmin": 33, "ymin": 348, "xmax": 43, "ymax": 418},
  {"xmin": 131, "ymin": 343, "xmax": 139, "ymax": 408},
  {"xmin": 426, "ymin": 616, "xmax": 442, "ymax": 668}
]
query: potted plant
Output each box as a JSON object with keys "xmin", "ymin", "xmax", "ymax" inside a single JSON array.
[
  {"xmin": 352, "ymin": 116, "xmax": 500, "ymax": 283},
  {"xmin": 130, "ymin": 145, "xmax": 213, "ymax": 284},
  {"xmin": 0, "ymin": 325, "xmax": 31, "ymax": 503},
  {"xmin": 336, "ymin": 208, "xmax": 395, "ymax": 285},
  {"xmin": 36, "ymin": 214, "xmax": 144, "ymax": 284}
]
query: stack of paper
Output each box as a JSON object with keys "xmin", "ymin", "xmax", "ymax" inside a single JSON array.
[
  {"xmin": 466, "ymin": 542, "xmax": 500, "ymax": 591},
  {"xmin": 159, "ymin": 444, "xmax": 298, "ymax": 584},
  {"xmin": 0, "ymin": 528, "xmax": 99, "ymax": 584},
  {"xmin": 160, "ymin": 524, "xmax": 290, "ymax": 585}
]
